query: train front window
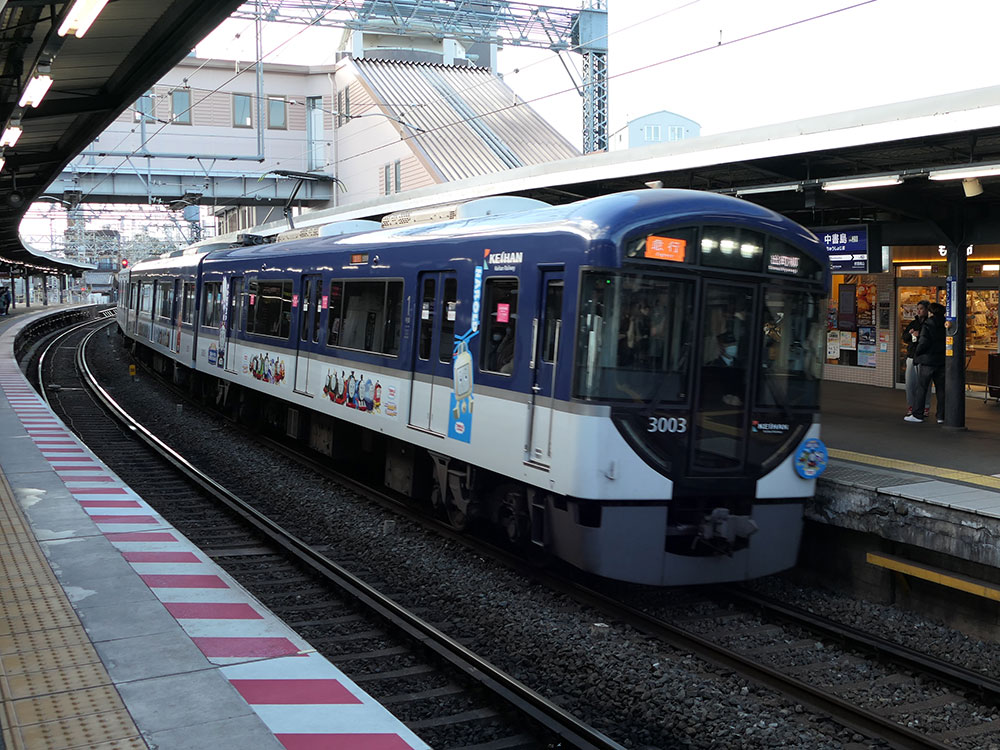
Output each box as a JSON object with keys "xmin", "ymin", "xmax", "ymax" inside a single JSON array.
[
  {"xmin": 574, "ymin": 272, "xmax": 694, "ymax": 403},
  {"xmin": 758, "ymin": 288, "xmax": 824, "ymax": 408}
]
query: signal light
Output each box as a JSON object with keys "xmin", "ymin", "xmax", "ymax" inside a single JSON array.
[{"xmin": 121, "ymin": 258, "xmax": 128, "ymax": 268}]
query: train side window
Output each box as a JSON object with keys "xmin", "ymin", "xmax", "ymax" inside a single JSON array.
[
  {"xmin": 418, "ymin": 277, "xmax": 435, "ymax": 360},
  {"xmin": 542, "ymin": 281, "xmax": 563, "ymax": 362},
  {"xmin": 384, "ymin": 281, "xmax": 403, "ymax": 355},
  {"xmin": 181, "ymin": 283, "xmax": 195, "ymax": 324},
  {"xmin": 156, "ymin": 281, "xmax": 174, "ymax": 320},
  {"xmin": 139, "ymin": 283, "xmax": 153, "ymax": 314},
  {"xmin": 439, "ymin": 277, "xmax": 457, "ymax": 364},
  {"xmin": 481, "ymin": 278, "xmax": 518, "ymax": 374},
  {"xmin": 202, "ymin": 282, "xmax": 221, "ymax": 327},
  {"xmin": 326, "ymin": 279, "xmax": 404, "ymax": 355},
  {"xmin": 247, "ymin": 279, "xmax": 292, "ymax": 338},
  {"xmin": 328, "ymin": 281, "xmax": 343, "ymax": 346}
]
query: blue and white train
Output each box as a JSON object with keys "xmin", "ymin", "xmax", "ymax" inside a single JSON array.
[{"xmin": 117, "ymin": 189, "xmax": 830, "ymax": 586}]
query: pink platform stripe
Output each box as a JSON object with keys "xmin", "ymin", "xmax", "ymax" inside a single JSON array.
[
  {"xmin": 230, "ymin": 679, "xmax": 361, "ymax": 705},
  {"xmin": 193, "ymin": 637, "xmax": 301, "ymax": 658},
  {"xmin": 46, "ymin": 457, "xmax": 95, "ymax": 462},
  {"xmin": 79, "ymin": 500, "xmax": 142, "ymax": 508},
  {"xmin": 69, "ymin": 487, "xmax": 128, "ymax": 495},
  {"xmin": 141, "ymin": 574, "xmax": 229, "ymax": 589},
  {"xmin": 276, "ymin": 734, "xmax": 412, "ymax": 750},
  {"xmin": 53, "ymin": 465, "xmax": 102, "ymax": 471},
  {"xmin": 123, "ymin": 551, "xmax": 201, "ymax": 563},
  {"xmin": 105, "ymin": 531, "xmax": 178, "ymax": 542},
  {"xmin": 164, "ymin": 602, "xmax": 263, "ymax": 620},
  {"xmin": 92, "ymin": 515, "xmax": 158, "ymax": 524},
  {"xmin": 61, "ymin": 476, "xmax": 115, "ymax": 483}
]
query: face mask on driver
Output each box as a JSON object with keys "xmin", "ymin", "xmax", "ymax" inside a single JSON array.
[
  {"xmin": 492, "ymin": 333, "xmax": 503, "ymax": 342},
  {"xmin": 724, "ymin": 344, "xmax": 738, "ymax": 358}
]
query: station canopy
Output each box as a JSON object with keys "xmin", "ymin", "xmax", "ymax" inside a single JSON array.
[{"xmin": 0, "ymin": 0, "xmax": 243, "ymax": 275}]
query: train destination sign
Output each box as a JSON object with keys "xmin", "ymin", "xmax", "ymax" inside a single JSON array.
[{"xmin": 820, "ymin": 225, "xmax": 869, "ymax": 273}]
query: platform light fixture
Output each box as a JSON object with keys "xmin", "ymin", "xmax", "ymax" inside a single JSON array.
[
  {"xmin": 735, "ymin": 183, "xmax": 801, "ymax": 196},
  {"xmin": 58, "ymin": 0, "xmax": 110, "ymax": 38},
  {"xmin": 18, "ymin": 65, "xmax": 53, "ymax": 109},
  {"xmin": 821, "ymin": 175, "xmax": 902, "ymax": 191},
  {"xmin": 928, "ymin": 163, "xmax": 1000, "ymax": 181},
  {"xmin": 1, "ymin": 122, "xmax": 22, "ymax": 148}
]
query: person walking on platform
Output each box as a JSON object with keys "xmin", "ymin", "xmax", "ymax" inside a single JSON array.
[
  {"xmin": 903, "ymin": 300, "xmax": 931, "ymax": 418},
  {"xmin": 0, "ymin": 287, "xmax": 9, "ymax": 315},
  {"xmin": 905, "ymin": 301, "xmax": 946, "ymax": 423}
]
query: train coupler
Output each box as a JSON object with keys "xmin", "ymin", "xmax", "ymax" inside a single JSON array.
[{"xmin": 694, "ymin": 508, "xmax": 759, "ymax": 556}]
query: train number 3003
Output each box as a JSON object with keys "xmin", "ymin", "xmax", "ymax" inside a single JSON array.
[{"xmin": 647, "ymin": 416, "xmax": 688, "ymax": 433}]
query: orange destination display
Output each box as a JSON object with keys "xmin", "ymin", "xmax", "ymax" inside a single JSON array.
[{"xmin": 645, "ymin": 235, "xmax": 686, "ymax": 262}]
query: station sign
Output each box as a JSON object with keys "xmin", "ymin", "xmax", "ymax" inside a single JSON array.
[{"xmin": 818, "ymin": 224, "xmax": 869, "ymax": 273}]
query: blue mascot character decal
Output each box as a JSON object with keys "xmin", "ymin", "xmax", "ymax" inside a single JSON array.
[{"xmin": 448, "ymin": 253, "xmax": 485, "ymax": 442}]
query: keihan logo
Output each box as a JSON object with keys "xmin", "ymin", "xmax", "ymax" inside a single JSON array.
[{"xmin": 485, "ymin": 250, "xmax": 523, "ymax": 266}]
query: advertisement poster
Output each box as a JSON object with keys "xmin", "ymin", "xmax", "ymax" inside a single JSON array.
[
  {"xmin": 837, "ymin": 284, "xmax": 856, "ymax": 331},
  {"xmin": 858, "ymin": 344, "xmax": 877, "ymax": 367},
  {"xmin": 839, "ymin": 330, "xmax": 857, "ymax": 351},
  {"xmin": 858, "ymin": 326, "xmax": 875, "ymax": 346},
  {"xmin": 826, "ymin": 331, "xmax": 840, "ymax": 359},
  {"xmin": 855, "ymin": 283, "xmax": 875, "ymax": 327}
]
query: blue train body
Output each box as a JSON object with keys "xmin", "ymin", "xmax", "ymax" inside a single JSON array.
[{"xmin": 118, "ymin": 190, "xmax": 830, "ymax": 585}]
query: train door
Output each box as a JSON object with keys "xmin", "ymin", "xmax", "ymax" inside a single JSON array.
[
  {"xmin": 224, "ymin": 277, "xmax": 243, "ymax": 374},
  {"xmin": 690, "ymin": 282, "xmax": 755, "ymax": 474},
  {"xmin": 526, "ymin": 269, "xmax": 564, "ymax": 465},
  {"xmin": 170, "ymin": 279, "xmax": 181, "ymax": 353},
  {"xmin": 294, "ymin": 274, "xmax": 322, "ymax": 394},
  {"xmin": 409, "ymin": 272, "xmax": 458, "ymax": 434}
]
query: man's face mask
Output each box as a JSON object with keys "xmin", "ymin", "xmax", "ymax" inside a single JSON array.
[
  {"xmin": 724, "ymin": 344, "xmax": 738, "ymax": 358},
  {"xmin": 493, "ymin": 333, "xmax": 503, "ymax": 342}
]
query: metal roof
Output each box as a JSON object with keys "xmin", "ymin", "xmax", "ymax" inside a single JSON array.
[
  {"xmin": 248, "ymin": 83, "xmax": 1000, "ymax": 250},
  {"xmin": 0, "ymin": 0, "xmax": 244, "ymax": 275},
  {"xmin": 350, "ymin": 58, "xmax": 580, "ymax": 182}
]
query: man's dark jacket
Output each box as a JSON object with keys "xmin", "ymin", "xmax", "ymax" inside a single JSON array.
[{"xmin": 914, "ymin": 315, "xmax": 946, "ymax": 367}]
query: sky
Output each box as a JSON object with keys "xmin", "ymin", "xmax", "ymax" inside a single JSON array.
[{"xmin": 197, "ymin": 0, "xmax": 1000, "ymax": 151}]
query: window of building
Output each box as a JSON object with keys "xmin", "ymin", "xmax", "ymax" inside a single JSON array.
[
  {"xmin": 246, "ymin": 279, "xmax": 292, "ymax": 338},
  {"xmin": 480, "ymin": 278, "xmax": 519, "ymax": 374},
  {"xmin": 134, "ymin": 91, "xmax": 153, "ymax": 123},
  {"xmin": 233, "ymin": 93, "xmax": 253, "ymax": 128},
  {"xmin": 336, "ymin": 87, "xmax": 351, "ymax": 127},
  {"xmin": 267, "ymin": 96, "xmax": 286, "ymax": 129},
  {"xmin": 171, "ymin": 90, "xmax": 191, "ymax": 125},
  {"xmin": 383, "ymin": 160, "xmax": 402, "ymax": 195},
  {"xmin": 202, "ymin": 282, "xmax": 222, "ymax": 327},
  {"xmin": 182, "ymin": 282, "xmax": 196, "ymax": 324},
  {"xmin": 667, "ymin": 125, "xmax": 685, "ymax": 141},
  {"xmin": 327, "ymin": 279, "xmax": 403, "ymax": 355},
  {"xmin": 643, "ymin": 124, "xmax": 661, "ymax": 142}
]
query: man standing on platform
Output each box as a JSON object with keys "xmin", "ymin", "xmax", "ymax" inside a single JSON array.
[
  {"xmin": 905, "ymin": 301, "xmax": 946, "ymax": 424},
  {"xmin": 903, "ymin": 300, "xmax": 931, "ymax": 418}
]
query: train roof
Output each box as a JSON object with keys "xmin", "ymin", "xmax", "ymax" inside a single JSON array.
[{"xmin": 204, "ymin": 190, "xmax": 828, "ymax": 271}]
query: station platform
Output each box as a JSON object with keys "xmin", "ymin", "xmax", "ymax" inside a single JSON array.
[
  {"xmin": 0, "ymin": 308, "xmax": 429, "ymax": 749},
  {"xmin": 814, "ymin": 379, "xmax": 1000, "ymax": 588}
]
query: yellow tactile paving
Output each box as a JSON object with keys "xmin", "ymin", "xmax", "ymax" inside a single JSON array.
[
  {"xmin": 0, "ymin": 470, "xmax": 146, "ymax": 749},
  {"xmin": 830, "ymin": 447, "xmax": 1000, "ymax": 490}
]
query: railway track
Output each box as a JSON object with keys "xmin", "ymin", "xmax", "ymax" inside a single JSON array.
[
  {"xmin": 28, "ymin": 315, "xmax": 1000, "ymax": 749},
  {"xmin": 33, "ymin": 318, "xmax": 623, "ymax": 750}
]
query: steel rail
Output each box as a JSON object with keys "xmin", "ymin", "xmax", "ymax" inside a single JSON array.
[{"xmin": 76, "ymin": 321, "xmax": 624, "ymax": 750}]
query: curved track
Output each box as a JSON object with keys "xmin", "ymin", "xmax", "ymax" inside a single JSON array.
[{"xmin": 34, "ymin": 318, "xmax": 623, "ymax": 750}]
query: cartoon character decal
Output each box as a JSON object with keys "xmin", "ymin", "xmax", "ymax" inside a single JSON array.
[
  {"xmin": 447, "ymin": 253, "xmax": 485, "ymax": 443},
  {"xmin": 248, "ymin": 352, "xmax": 286, "ymax": 384},
  {"xmin": 323, "ymin": 370, "xmax": 394, "ymax": 418},
  {"xmin": 794, "ymin": 437, "xmax": 828, "ymax": 479}
]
